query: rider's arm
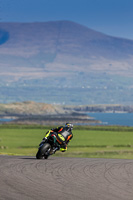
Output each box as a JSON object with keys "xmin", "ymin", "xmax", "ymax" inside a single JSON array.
[{"xmin": 66, "ymin": 133, "xmax": 73, "ymax": 144}]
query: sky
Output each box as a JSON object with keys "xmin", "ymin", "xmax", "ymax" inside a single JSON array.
[{"xmin": 0, "ymin": 0, "xmax": 133, "ymax": 40}]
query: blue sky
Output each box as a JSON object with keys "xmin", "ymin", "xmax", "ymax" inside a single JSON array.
[{"xmin": 0, "ymin": 0, "xmax": 133, "ymax": 40}]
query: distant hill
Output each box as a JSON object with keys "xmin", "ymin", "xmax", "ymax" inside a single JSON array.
[
  {"xmin": 0, "ymin": 21, "xmax": 133, "ymax": 104},
  {"xmin": 0, "ymin": 101, "xmax": 66, "ymax": 116}
]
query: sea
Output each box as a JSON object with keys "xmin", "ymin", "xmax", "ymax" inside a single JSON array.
[
  {"xmin": 0, "ymin": 118, "xmax": 13, "ymax": 123},
  {"xmin": 87, "ymin": 113, "xmax": 133, "ymax": 127}
]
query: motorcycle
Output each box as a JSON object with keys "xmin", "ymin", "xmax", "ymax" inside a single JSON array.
[{"xmin": 36, "ymin": 133, "xmax": 60, "ymax": 159}]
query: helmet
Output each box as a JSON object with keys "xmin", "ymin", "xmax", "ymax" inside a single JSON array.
[{"xmin": 65, "ymin": 123, "xmax": 73, "ymax": 130}]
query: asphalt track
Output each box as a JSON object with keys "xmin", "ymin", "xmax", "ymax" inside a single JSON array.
[{"xmin": 0, "ymin": 155, "xmax": 133, "ymax": 200}]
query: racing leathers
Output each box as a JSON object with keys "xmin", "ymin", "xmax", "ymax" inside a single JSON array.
[{"xmin": 45, "ymin": 126, "xmax": 73, "ymax": 152}]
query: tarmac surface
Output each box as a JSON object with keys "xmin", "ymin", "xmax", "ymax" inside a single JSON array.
[{"xmin": 0, "ymin": 155, "xmax": 133, "ymax": 200}]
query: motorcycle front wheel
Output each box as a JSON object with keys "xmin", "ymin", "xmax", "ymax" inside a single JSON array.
[{"xmin": 36, "ymin": 143, "xmax": 51, "ymax": 159}]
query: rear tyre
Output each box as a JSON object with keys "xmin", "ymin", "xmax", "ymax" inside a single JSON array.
[{"xmin": 36, "ymin": 143, "xmax": 51, "ymax": 159}]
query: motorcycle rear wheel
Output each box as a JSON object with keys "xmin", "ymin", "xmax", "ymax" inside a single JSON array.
[{"xmin": 36, "ymin": 143, "xmax": 51, "ymax": 159}]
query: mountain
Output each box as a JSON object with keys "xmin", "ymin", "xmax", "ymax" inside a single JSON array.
[{"xmin": 0, "ymin": 21, "xmax": 133, "ymax": 105}]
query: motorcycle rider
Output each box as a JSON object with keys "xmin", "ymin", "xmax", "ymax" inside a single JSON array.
[{"xmin": 44, "ymin": 123, "xmax": 73, "ymax": 152}]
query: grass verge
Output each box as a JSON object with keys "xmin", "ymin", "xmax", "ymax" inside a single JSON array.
[{"xmin": 0, "ymin": 125, "xmax": 133, "ymax": 159}]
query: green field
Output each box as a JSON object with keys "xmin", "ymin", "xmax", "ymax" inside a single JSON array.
[{"xmin": 0, "ymin": 125, "xmax": 133, "ymax": 159}]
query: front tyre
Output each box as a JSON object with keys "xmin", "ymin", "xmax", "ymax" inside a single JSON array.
[{"xmin": 36, "ymin": 143, "xmax": 51, "ymax": 159}]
